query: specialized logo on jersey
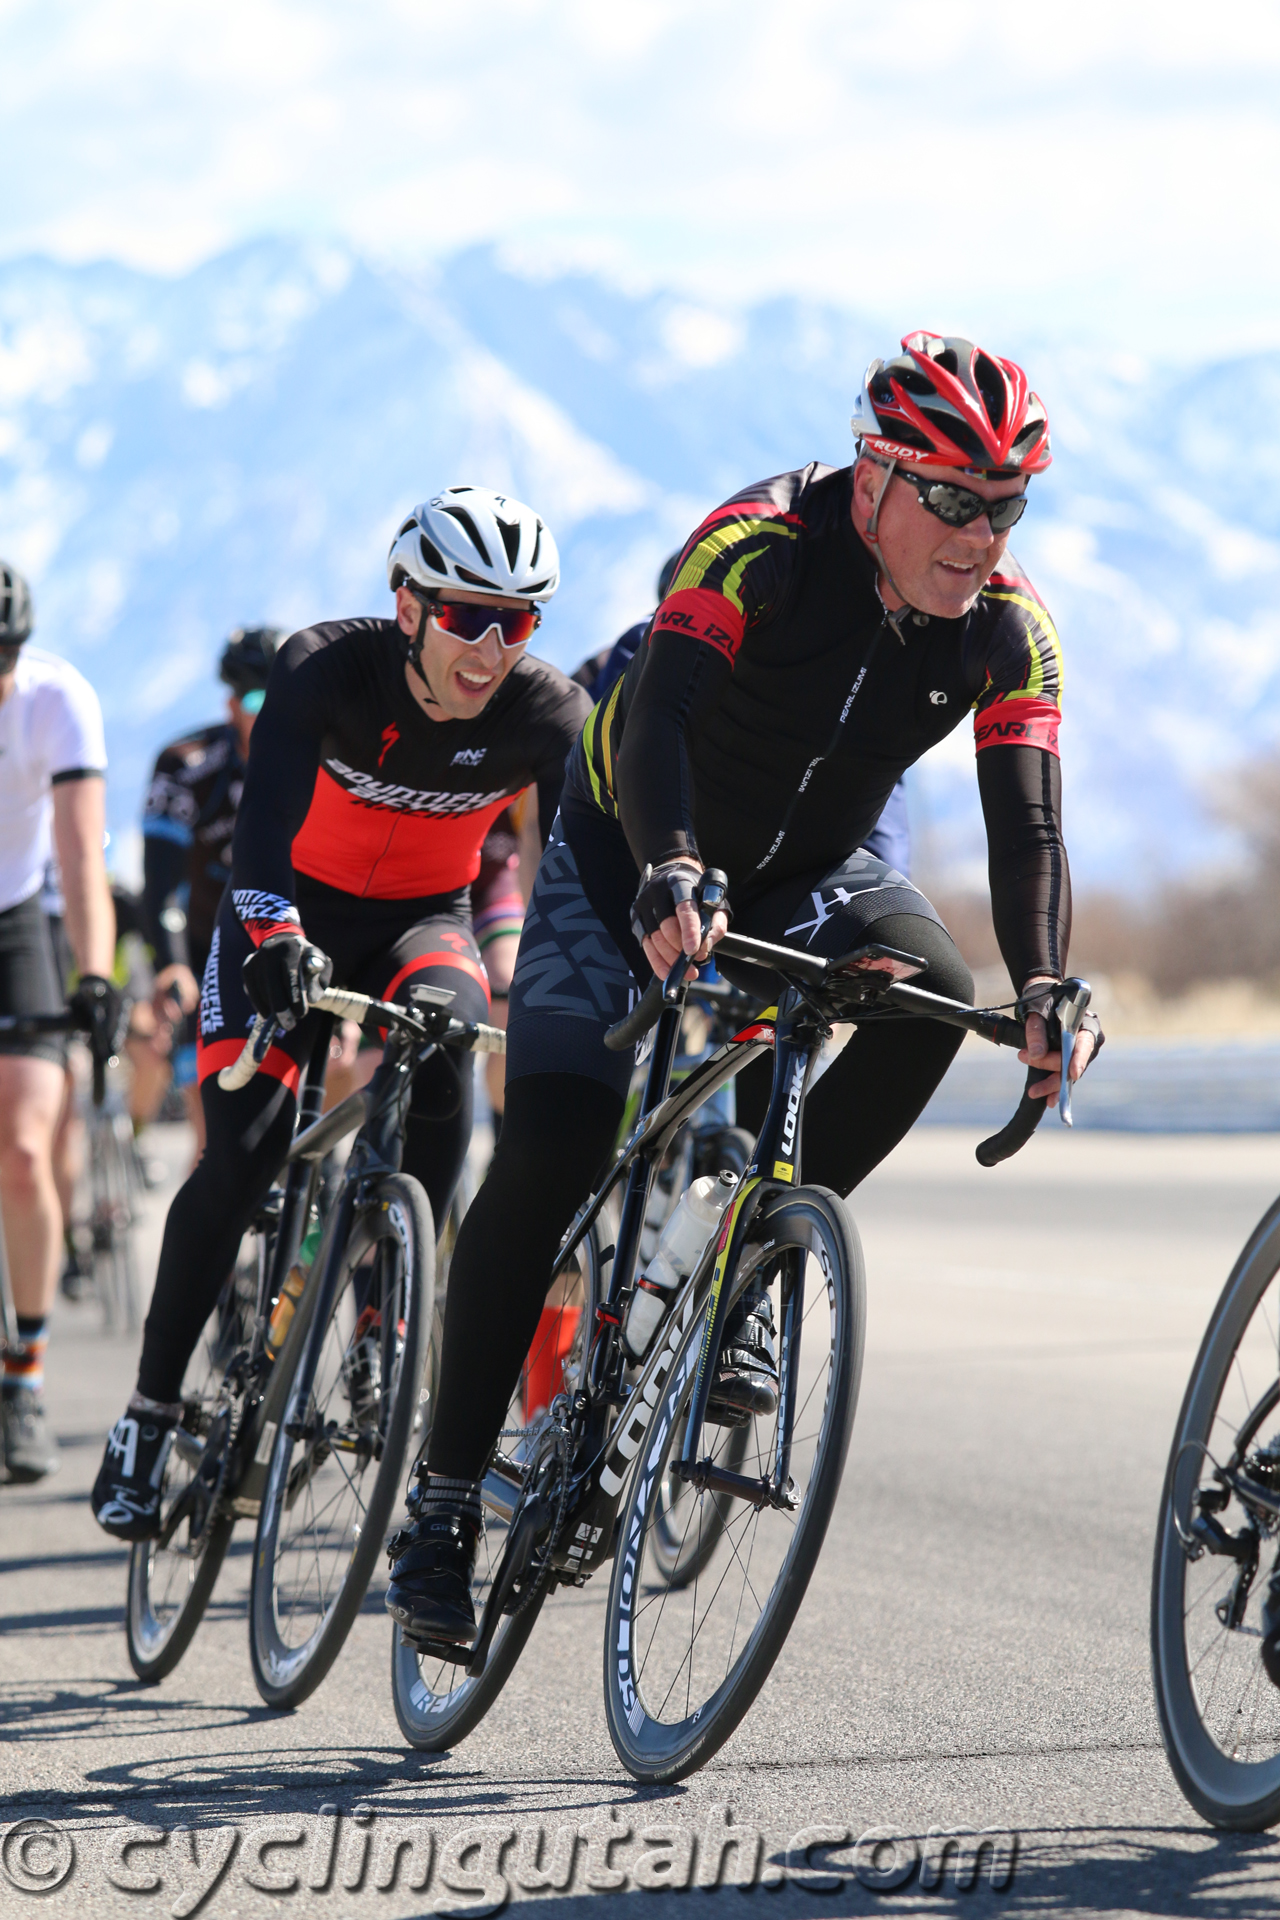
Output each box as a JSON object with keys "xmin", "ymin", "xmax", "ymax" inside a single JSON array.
[
  {"xmin": 377, "ymin": 723, "xmax": 400, "ymax": 769},
  {"xmin": 324, "ymin": 757, "xmax": 507, "ymax": 818},
  {"xmin": 198, "ymin": 928, "xmax": 223, "ymax": 1038},
  {"xmin": 451, "ymin": 747, "xmax": 487, "ymax": 767},
  {"xmin": 929, "ymin": 689, "xmax": 948, "ymax": 705}
]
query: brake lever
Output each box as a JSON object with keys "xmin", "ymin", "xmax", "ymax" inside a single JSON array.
[{"xmin": 1054, "ymin": 978, "xmax": 1092, "ymax": 1126}]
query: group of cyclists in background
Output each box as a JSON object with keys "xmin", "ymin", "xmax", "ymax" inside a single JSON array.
[{"xmin": 1, "ymin": 328, "xmax": 1100, "ymax": 1705}]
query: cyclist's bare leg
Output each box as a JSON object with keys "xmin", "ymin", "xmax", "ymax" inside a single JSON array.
[{"xmin": 0, "ymin": 1054, "xmax": 64, "ymax": 1317}]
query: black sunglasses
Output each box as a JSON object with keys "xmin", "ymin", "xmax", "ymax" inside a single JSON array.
[{"xmin": 896, "ymin": 470, "xmax": 1028, "ymax": 532}]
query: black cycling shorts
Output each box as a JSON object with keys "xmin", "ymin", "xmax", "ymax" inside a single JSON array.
[
  {"xmin": 506, "ymin": 793, "xmax": 942, "ymax": 1098},
  {"xmin": 0, "ymin": 893, "xmax": 67, "ymax": 1067},
  {"xmin": 196, "ymin": 874, "xmax": 491, "ymax": 1091}
]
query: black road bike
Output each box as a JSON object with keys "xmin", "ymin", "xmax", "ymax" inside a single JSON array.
[
  {"xmin": 392, "ymin": 872, "xmax": 1093, "ymax": 1782},
  {"xmin": 122, "ymin": 978, "xmax": 504, "ymax": 1704},
  {"xmin": 1152, "ymin": 1196, "xmax": 1280, "ymax": 1828}
]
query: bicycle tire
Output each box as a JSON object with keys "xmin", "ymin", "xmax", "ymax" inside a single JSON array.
[
  {"xmin": 91, "ymin": 1110, "xmax": 141, "ymax": 1332},
  {"xmin": 603, "ymin": 1185, "xmax": 863, "ymax": 1783},
  {"xmin": 1152, "ymin": 1196, "xmax": 1280, "ymax": 1828},
  {"xmin": 124, "ymin": 1263, "xmax": 256, "ymax": 1681},
  {"xmin": 391, "ymin": 1220, "xmax": 605, "ymax": 1751},
  {"xmin": 250, "ymin": 1172, "xmax": 433, "ymax": 1709}
]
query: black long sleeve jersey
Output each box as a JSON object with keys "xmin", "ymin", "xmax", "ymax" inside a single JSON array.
[
  {"xmin": 227, "ymin": 619, "xmax": 590, "ymax": 947},
  {"xmin": 566, "ymin": 462, "xmax": 1070, "ymax": 987},
  {"xmin": 142, "ymin": 722, "xmax": 245, "ymax": 968}
]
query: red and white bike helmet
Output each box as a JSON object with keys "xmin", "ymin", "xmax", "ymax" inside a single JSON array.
[{"xmin": 852, "ymin": 331, "xmax": 1051, "ymax": 475}]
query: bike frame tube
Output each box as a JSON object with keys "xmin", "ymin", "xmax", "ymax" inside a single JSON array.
[
  {"xmin": 259, "ymin": 1018, "xmax": 334, "ymax": 1326},
  {"xmin": 676, "ymin": 992, "xmax": 822, "ymax": 1482},
  {"xmin": 276, "ymin": 1021, "xmax": 429, "ymax": 1435}
]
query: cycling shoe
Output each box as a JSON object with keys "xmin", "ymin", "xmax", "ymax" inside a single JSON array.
[
  {"xmin": 386, "ymin": 1490, "xmax": 481, "ymax": 1647},
  {"xmin": 91, "ymin": 1407, "xmax": 179, "ymax": 1540},
  {"xmin": 706, "ymin": 1288, "xmax": 779, "ymax": 1426}
]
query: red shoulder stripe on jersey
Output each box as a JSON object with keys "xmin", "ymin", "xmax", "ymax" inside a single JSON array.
[
  {"xmin": 652, "ymin": 587, "xmax": 746, "ymax": 664},
  {"xmin": 196, "ymin": 1035, "xmax": 302, "ymax": 1092},
  {"xmin": 974, "ymin": 696, "xmax": 1060, "ymax": 755}
]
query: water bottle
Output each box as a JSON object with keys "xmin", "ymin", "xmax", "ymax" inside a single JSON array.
[{"xmin": 622, "ymin": 1170, "xmax": 738, "ymax": 1363}]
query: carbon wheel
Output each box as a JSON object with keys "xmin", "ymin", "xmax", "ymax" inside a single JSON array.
[
  {"xmin": 604, "ymin": 1186, "xmax": 863, "ymax": 1783},
  {"xmin": 250, "ymin": 1174, "xmax": 432, "ymax": 1709},
  {"xmin": 1153, "ymin": 1199, "xmax": 1280, "ymax": 1828},
  {"xmin": 124, "ymin": 1261, "xmax": 257, "ymax": 1681},
  {"xmin": 90, "ymin": 1107, "xmax": 141, "ymax": 1332}
]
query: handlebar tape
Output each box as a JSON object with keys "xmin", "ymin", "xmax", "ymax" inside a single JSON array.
[
  {"xmin": 604, "ymin": 976, "xmax": 665, "ymax": 1053},
  {"xmin": 975, "ymin": 1066, "xmax": 1053, "ymax": 1167}
]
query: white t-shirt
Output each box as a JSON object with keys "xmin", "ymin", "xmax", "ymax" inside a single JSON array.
[{"xmin": 0, "ymin": 647, "xmax": 108, "ymax": 914}]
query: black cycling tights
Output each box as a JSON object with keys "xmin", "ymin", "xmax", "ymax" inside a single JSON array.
[
  {"xmin": 137, "ymin": 1045, "xmax": 471, "ymax": 1404},
  {"xmin": 427, "ymin": 910, "xmax": 970, "ymax": 1482}
]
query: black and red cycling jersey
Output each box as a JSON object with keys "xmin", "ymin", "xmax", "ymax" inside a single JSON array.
[
  {"xmin": 142, "ymin": 722, "xmax": 244, "ymax": 968},
  {"xmin": 229, "ymin": 618, "xmax": 590, "ymax": 947},
  {"xmin": 566, "ymin": 461, "xmax": 1068, "ymax": 986}
]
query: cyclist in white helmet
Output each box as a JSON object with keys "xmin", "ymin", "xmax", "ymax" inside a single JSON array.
[{"xmin": 92, "ymin": 488, "xmax": 590, "ymax": 1539}]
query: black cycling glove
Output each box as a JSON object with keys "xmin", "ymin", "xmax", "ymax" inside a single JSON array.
[
  {"xmin": 630, "ymin": 860, "xmax": 710, "ymax": 944},
  {"xmin": 242, "ymin": 932, "xmax": 332, "ymax": 1030},
  {"xmin": 69, "ymin": 974, "xmax": 125, "ymax": 1062},
  {"xmin": 1017, "ymin": 982, "xmax": 1105, "ymax": 1065}
]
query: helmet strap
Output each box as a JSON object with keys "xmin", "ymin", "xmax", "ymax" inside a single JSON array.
[
  {"xmin": 860, "ymin": 457, "xmax": 912, "ymax": 641},
  {"xmin": 406, "ymin": 600, "xmax": 445, "ymax": 709}
]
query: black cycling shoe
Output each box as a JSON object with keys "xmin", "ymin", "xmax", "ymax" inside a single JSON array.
[
  {"xmin": 91, "ymin": 1407, "xmax": 180, "ymax": 1541},
  {"xmin": 706, "ymin": 1289, "xmax": 779, "ymax": 1427},
  {"xmin": 385, "ymin": 1499, "xmax": 481, "ymax": 1647}
]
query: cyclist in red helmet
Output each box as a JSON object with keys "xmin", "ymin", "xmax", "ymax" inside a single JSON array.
[{"xmin": 385, "ymin": 333, "xmax": 1103, "ymax": 1650}]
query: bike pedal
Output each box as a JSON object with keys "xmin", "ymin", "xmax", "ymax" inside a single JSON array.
[{"xmin": 399, "ymin": 1627, "xmax": 474, "ymax": 1665}]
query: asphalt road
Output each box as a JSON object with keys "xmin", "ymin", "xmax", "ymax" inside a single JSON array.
[{"xmin": 4, "ymin": 1121, "xmax": 1280, "ymax": 1918}]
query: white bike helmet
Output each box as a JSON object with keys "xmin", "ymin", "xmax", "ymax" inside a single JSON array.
[{"xmin": 387, "ymin": 487, "xmax": 560, "ymax": 602}]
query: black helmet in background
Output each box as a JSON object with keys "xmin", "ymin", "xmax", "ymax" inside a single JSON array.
[
  {"xmin": 656, "ymin": 551, "xmax": 682, "ymax": 604},
  {"xmin": 219, "ymin": 627, "xmax": 283, "ymax": 701},
  {"xmin": 0, "ymin": 562, "xmax": 34, "ymax": 646}
]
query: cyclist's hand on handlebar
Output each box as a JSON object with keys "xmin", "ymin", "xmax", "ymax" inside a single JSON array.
[
  {"xmin": 632, "ymin": 860, "xmax": 729, "ymax": 980},
  {"xmin": 152, "ymin": 962, "xmax": 199, "ymax": 1025},
  {"xmin": 70, "ymin": 973, "xmax": 125, "ymax": 1061},
  {"xmin": 1018, "ymin": 976, "xmax": 1103, "ymax": 1101},
  {"xmin": 242, "ymin": 932, "xmax": 332, "ymax": 1030}
]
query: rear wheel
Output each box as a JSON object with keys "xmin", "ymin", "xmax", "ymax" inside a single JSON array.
[
  {"xmin": 250, "ymin": 1173, "xmax": 432, "ymax": 1709},
  {"xmin": 391, "ymin": 1221, "xmax": 605, "ymax": 1750},
  {"xmin": 604, "ymin": 1186, "xmax": 863, "ymax": 1783},
  {"xmin": 90, "ymin": 1106, "xmax": 141, "ymax": 1332},
  {"xmin": 125, "ymin": 1259, "xmax": 257, "ymax": 1681}
]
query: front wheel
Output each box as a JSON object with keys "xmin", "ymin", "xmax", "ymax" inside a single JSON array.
[
  {"xmin": 604, "ymin": 1185, "xmax": 863, "ymax": 1783},
  {"xmin": 1152, "ymin": 1198, "xmax": 1280, "ymax": 1828},
  {"xmin": 250, "ymin": 1173, "xmax": 432, "ymax": 1709}
]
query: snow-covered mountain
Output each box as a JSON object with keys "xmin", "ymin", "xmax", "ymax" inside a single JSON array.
[{"xmin": 1, "ymin": 237, "xmax": 1276, "ymax": 891}]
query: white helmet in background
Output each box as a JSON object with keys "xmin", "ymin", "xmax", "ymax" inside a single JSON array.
[{"xmin": 387, "ymin": 487, "xmax": 560, "ymax": 602}]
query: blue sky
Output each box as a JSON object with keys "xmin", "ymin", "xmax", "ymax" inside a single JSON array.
[{"xmin": 5, "ymin": 0, "xmax": 1279, "ymax": 358}]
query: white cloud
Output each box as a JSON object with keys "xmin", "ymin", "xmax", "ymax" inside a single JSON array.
[{"xmin": 2, "ymin": 1, "xmax": 1279, "ymax": 353}]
